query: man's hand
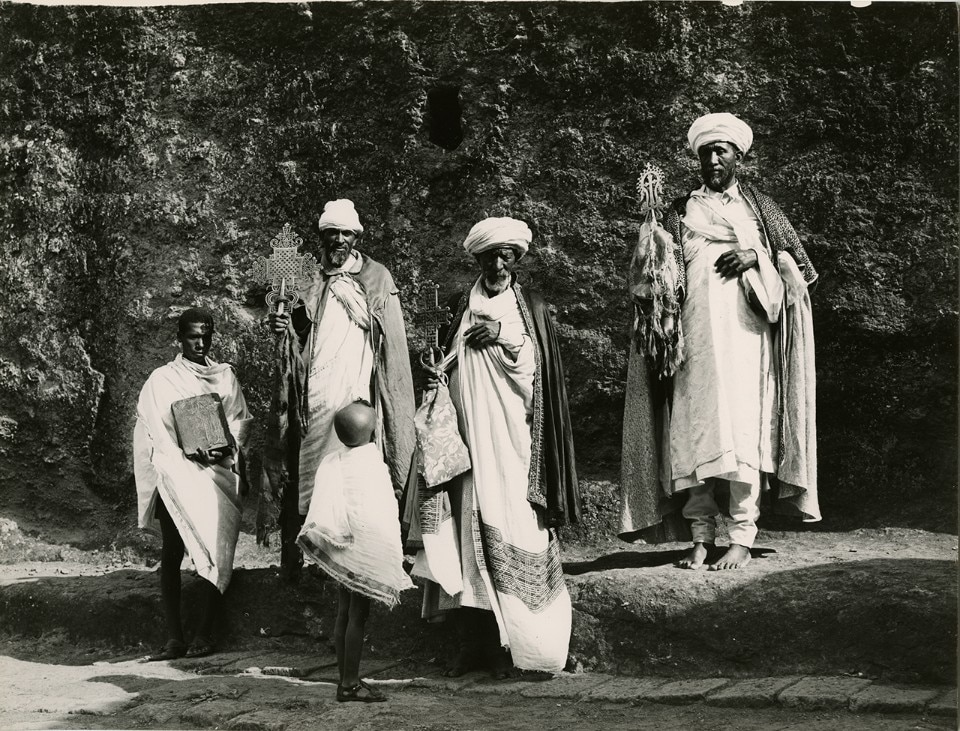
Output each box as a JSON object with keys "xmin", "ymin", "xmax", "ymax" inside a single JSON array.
[
  {"xmin": 425, "ymin": 367, "xmax": 443, "ymax": 390},
  {"xmin": 190, "ymin": 447, "xmax": 230, "ymax": 466},
  {"xmin": 714, "ymin": 249, "xmax": 758, "ymax": 279},
  {"xmin": 188, "ymin": 449, "xmax": 212, "ymax": 466},
  {"xmin": 463, "ymin": 321, "xmax": 502, "ymax": 349},
  {"xmin": 267, "ymin": 310, "xmax": 290, "ymax": 335}
]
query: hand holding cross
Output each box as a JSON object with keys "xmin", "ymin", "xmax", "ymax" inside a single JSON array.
[
  {"xmin": 251, "ymin": 224, "xmax": 318, "ymax": 336},
  {"xmin": 413, "ymin": 282, "xmax": 452, "ymax": 383}
]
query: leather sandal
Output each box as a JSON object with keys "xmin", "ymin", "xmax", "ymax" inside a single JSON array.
[
  {"xmin": 336, "ymin": 680, "xmax": 386, "ymax": 703},
  {"xmin": 144, "ymin": 639, "xmax": 187, "ymax": 662}
]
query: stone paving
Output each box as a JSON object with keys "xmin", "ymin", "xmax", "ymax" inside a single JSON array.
[
  {"xmin": 2, "ymin": 651, "xmax": 955, "ymax": 730},
  {"xmin": 190, "ymin": 650, "xmax": 958, "ymax": 718},
  {"xmin": 451, "ymin": 669, "xmax": 956, "ymax": 717}
]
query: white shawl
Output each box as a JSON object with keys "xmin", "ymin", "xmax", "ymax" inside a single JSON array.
[{"xmin": 133, "ymin": 354, "xmax": 252, "ymax": 593}]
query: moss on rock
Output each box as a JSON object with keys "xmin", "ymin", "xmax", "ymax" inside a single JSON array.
[{"xmin": 0, "ymin": 3, "xmax": 955, "ymax": 543}]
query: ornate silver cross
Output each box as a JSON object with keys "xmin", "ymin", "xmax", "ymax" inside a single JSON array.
[
  {"xmin": 251, "ymin": 223, "xmax": 319, "ymax": 315},
  {"xmin": 413, "ymin": 281, "xmax": 452, "ymax": 368},
  {"xmin": 637, "ymin": 162, "xmax": 666, "ymax": 221}
]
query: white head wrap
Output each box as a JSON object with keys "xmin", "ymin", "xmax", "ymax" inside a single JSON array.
[
  {"xmin": 317, "ymin": 199, "xmax": 363, "ymax": 234},
  {"xmin": 687, "ymin": 113, "xmax": 753, "ymax": 155},
  {"xmin": 462, "ymin": 217, "xmax": 532, "ymax": 256}
]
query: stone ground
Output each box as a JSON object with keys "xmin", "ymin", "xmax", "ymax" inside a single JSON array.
[
  {"xmin": 0, "ymin": 651, "xmax": 955, "ymax": 730},
  {"xmin": 0, "ymin": 522, "xmax": 956, "ymax": 729}
]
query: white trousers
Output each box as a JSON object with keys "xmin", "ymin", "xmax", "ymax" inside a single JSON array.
[{"xmin": 682, "ymin": 477, "xmax": 761, "ymax": 548}]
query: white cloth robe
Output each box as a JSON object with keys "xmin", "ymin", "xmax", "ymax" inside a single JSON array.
[
  {"xmin": 297, "ymin": 255, "xmax": 375, "ymax": 515},
  {"xmin": 133, "ymin": 354, "xmax": 253, "ymax": 593},
  {"xmin": 414, "ymin": 280, "xmax": 572, "ymax": 674},
  {"xmin": 297, "ymin": 442, "xmax": 414, "ymax": 607},
  {"xmin": 669, "ymin": 185, "xmax": 784, "ymax": 492}
]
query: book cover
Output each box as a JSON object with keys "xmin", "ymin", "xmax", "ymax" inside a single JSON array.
[{"xmin": 171, "ymin": 393, "xmax": 233, "ymax": 457}]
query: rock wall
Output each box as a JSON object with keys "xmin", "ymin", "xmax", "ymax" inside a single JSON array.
[{"xmin": 0, "ymin": 2, "xmax": 956, "ymax": 543}]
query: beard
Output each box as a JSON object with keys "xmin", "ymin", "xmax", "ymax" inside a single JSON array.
[
  {"xmin": 325, "ymin": 246, "xmax": 351, "ymax": 268},
  {"xmin": 483, "ymin": 273, "xmax": 511, "ymax": 294},
  {"xmin": 703, "ymin": 167, "xmax": 733, "ymax": 191}
]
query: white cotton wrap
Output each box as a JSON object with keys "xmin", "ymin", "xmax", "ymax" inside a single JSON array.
[
  {"xmin": 688, "ymin": 112, "xmax": 753, "ymax": 154},
  {"xmin": 462, "ymin": 217, "xmax": 531, "ymax": 256},
  {"xmin": 133, "ymin": 354, "xmax": 253, "ymax": 594},
  {"xmin": 297, "ymin": 443, "xmax": 414, "ymax": 607},
  {"xmin": 318, "ymin": 198, "xmax": 363, "ymax": 234}
]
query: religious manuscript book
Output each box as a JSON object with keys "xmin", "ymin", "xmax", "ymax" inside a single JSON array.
[{"xmin": 171, "ymin": 393, "xmax": 233, "ymax": 457}]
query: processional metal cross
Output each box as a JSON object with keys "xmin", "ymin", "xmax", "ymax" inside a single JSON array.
[
  {"xmin": 413, "ymin": 281, "xmax": 452, "ymax": 369},
  {"xmin": 637, "ymin": 162, "xmax": 666, "ymax": 222},
  {"xmin": 251, "ymin": 223, "xmax": 319, "ymax": 315}
]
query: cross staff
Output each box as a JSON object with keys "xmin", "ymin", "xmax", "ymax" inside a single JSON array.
[
  {"xmin": 413, "ymin": 282, "xmax": 452, "ymax": 369},
  {"xmin": 251, "ymin": 223, "xmax": 319, "ymax": 316},
  {"xmin": 637, "ymin": 162, "xmax": 666, "ymax": 223}
]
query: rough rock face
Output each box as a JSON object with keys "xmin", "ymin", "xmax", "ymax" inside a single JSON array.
[{"xmin": 0, "ymin": 3, "xmax": 956, "ymax": 543}]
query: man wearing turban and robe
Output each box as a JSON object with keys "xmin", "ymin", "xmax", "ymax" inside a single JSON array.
[
  {"xmin": 409, "ymin": 217, "xmax": 579, "ymax": 677},
  {"xmin": 621, "ymin": 113, "xmax": 820, "ymax": 570},
  {"xmin": 266, "ymin": 199, "xmax": 416, "ymax": 578}
]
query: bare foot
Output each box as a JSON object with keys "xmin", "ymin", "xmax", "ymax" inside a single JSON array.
[
  {"xmin": 676, "ymin": 542, "xmax": 710, "ymax": 570},
  {"xmin": 709, "ymin": 544, "xmax": 752, "ymax": 570}
]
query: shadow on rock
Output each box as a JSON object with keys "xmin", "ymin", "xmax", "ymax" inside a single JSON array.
[
  {"xmin": 86, "ymin": 673, "xmax": 167, "ymax": 693},
  {"xmin": 570, "ymin": 556, "xmax": 956, "ymax": 685},
  {"xmin": 0, "ymin": 565, "xmax": 442, "ymax": 667},
  {"xmin": 564, "ymin": 547, "xmax": 776, "ymax": 575},
  {"xmin": 1, "ymin": 556, "xmax": 953, "ymax": 686}
]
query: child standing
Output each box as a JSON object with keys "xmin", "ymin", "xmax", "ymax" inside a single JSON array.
[{"xmin": 297, "ymin": 399, "xmax": 413, "ymax": 702}]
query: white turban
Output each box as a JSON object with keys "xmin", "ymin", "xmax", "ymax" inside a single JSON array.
[
  {"xmin": 687, "ymin": 112, "xmax": 753, "ymax": 155},
  {"xmin": 318, "ymin": 198, "xmax": 363, "ymax": 234},
  {"xmin": 462, "ymin": 217, "xmax": 532, "ymax": 256}
]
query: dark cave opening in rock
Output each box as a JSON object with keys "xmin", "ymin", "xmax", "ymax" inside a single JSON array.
[{"xmin": 427, "ymin": 85, "xmax": 463, "ymax": 151}]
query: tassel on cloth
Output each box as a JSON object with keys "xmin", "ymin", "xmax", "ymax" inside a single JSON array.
[{"xmin": 629, "ymin": 211, "xmax": 684, "ymax": 378}]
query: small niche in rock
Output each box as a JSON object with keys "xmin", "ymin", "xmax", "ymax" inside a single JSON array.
[{"xmin": 427, "ymin": 86, "xmax": 464, "ymax": 151}]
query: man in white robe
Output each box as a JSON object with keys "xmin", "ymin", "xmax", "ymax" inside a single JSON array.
[
  {"xmin": 669, "ymin": 113, "xmax": 819, "ymax": 571},
  {"xmin": 412, "ymin": 217, "xmax": 579, "ymax": 677},
  {"xmin": 133, "ymin": 308, "xmax": 253, "ymax": 659},
  {"xmin": 267, "ymin": 199, "xmax": 415, "ymax": 578}
]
